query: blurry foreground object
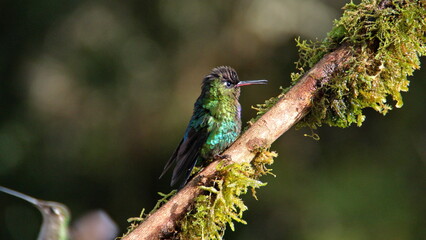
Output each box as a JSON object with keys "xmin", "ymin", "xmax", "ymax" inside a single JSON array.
[
  {"xmin": 70, "ymin": 210, "xmax": 119, "ymax": 240},
  {"xmin": 0, "ymin": 186, "xmax": 118, "ymax": 240},
  {"xmin": 0, "ymin": 186, "xmax": 70, "ymax": 240}
]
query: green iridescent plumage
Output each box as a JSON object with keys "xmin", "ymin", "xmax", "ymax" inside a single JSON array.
[{"xmin": 160, "ymin": 66, "xmax": 267, "ymax": 187}]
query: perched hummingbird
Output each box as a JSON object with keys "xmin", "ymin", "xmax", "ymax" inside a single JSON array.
[
  {"xmin": 0, "ymin": 186, "xmax": 70, "ymax": 240},
  {"xmin": 160, "ymin": 66, "xmax": 267, "ymax": 187},
  {"xmin": 0, "ymin": 186, "xmax": 119, "ymax": 240}
]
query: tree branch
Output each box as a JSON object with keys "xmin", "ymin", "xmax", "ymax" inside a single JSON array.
[
  {"xmin": 122, "ymin": 44, "xmax": 354, "ymax": 240},
  {"xmin": 122, "ymin": 0, "xmax": 426, "ymax": 238}
]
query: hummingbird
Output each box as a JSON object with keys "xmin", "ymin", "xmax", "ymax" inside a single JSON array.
[
  {"xmin": 159, "ymin": 66, "xmax": 267, "ymax": 188},
  {"xmin": 0, "ymin": 185, "xmax": 70, "ymax": 240},
  {"xmin": 0, "ymin": 186, "xmax": 119, "ymax": 240}
]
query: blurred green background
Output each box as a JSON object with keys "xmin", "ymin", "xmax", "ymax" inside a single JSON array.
[{"xmin": 1, "ymin": 0, "xmax": 425, "ymax": 239}]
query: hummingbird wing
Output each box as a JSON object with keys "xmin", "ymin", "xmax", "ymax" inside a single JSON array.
[
  {"xmin": 160, "ymin": 124, "xmax": 209, "ymax": 187},
  {"xmin": 159, "ymin": 138, "xmax": 183, "ymax": 179},
  {"xmin": 172, "ymin": 126, "xmax": 209, "ymax": 187}
]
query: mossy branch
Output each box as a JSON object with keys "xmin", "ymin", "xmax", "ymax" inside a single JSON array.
[
  {"xmin": 122, "ymin": 42, "xmax": 353, "ymax": 240},
  {"xmin": 122, "ymin": 1, "xmax": 425, "ymax": 239}
]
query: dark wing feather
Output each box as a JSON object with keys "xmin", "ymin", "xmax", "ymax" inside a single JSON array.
[
  {"xmin": 159, "ymin": 138, "xmax": 184, "ymax": 179},
  {"xmin": 172, "ymin": 127, "xmax": 208, "ymax": 187},
  {"xmin": 160, "ymin": 126, "xmax": 209, "ymax": 187}
]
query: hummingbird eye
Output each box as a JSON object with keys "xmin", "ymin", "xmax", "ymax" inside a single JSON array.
[
  {"xmin": 223, "ymin": 81, "xmax": 233, "ymax": 88},
  {"xmin": 49, "ymin": 206, "xmax": 60, "ymax": 215}
]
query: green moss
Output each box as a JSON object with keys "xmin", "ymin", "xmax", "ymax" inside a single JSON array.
[
  {"xmin": 121, "ymin": 209, "xmax": 146, "ymax": 238},
  {"xmin": 121, "ymin": 190, "xmax": 177, "ymax": 238},
  {"xmin": 251, "ymin": 0, "xmax": 425, "ymax": 129},
  {"xmin": 178, "ymin": 149, "xmax": 277, "ymax": 240},
  {"xmin": 121, "ymin": 150, "xmax": 276, "ymax": 239},
  {"xmin": 296, "ymin": 0, "xmax": 425, "ymax": 129}
]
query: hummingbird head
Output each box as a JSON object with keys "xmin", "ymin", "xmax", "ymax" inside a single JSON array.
[
  {"xmin": 0, "ymin": 186, "xmax": 71, "ymax": 239},
  {"xmin": 202, "ymin": 66, "xmax": 267, "ymax": 99},
  {"xmin": 37, "ymin": 200, "xmax": 71, "ymax": 240},
  {"xmin": 38, "ymin": 200, "xmax": 71, "ymax": 222}
]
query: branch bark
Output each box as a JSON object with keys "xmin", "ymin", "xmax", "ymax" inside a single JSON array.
[{"xmin": 122, "ymin": 44, "xmax": 354, "ymax": 240}]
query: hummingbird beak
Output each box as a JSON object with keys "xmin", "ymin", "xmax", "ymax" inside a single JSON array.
[
  {"xmin": 0, "ymin": 186, "xmax": 40, "ymax": 205},
  {"xmin": 236, "ymin": 80, "xmax": 268, "ymax": 87}
]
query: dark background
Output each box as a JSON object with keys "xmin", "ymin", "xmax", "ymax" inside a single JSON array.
[{"xmin": 1, "ymin": 0, "xmax": 425, "ymax": 239}]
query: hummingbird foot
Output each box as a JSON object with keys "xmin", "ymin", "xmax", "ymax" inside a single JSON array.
[{"xmin": 214, "ymin": 154, "xmax": 231, "ymax": 161}]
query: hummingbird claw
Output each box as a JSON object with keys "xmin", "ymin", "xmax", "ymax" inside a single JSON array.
[{"xmin": 214, "ymin": 154, "xmax": 231, "ymax": 161}]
